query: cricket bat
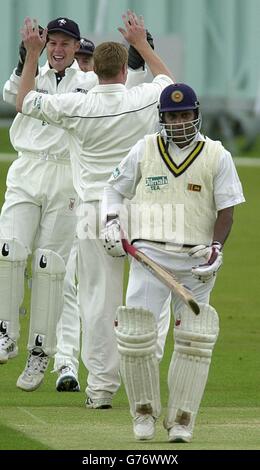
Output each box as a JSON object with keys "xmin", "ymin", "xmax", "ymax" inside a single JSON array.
[{"xmin": 122, "ymin": 238, "xmax": 200, "ymax": 315}]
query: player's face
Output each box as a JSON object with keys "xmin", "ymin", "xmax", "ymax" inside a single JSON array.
[
  {"xmin": 46, "ymin": 33, "xmax": 80, "ymax": 72},
  {"xmin": 75, "ymin": 54, "xmax": 94, "ymax": 72},
  {"xmin": 164, "ymin": 110, "xmax": 196, "ymax": 125},
  {"xmin": 163, "ymin": 110, "xmax": 198, "ymax": 146}
]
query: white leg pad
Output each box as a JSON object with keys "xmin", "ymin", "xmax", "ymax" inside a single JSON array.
[
  {"xmin": 165, "ymin": 303, "xmax": 219, "ymax": 431},
  {"xmin": 115, "ymin": 307, "xmax": 161, "ymax": 418},
  {"xmin": 156, "ymin": 295, "xmax": 171, "ymax": 361},
  {"xmin": 0, "ymin": 238, "xmax": 27, "ymax": 340},
  {"xmin": 28, "ymin": 249, "xmax": 66, "ymax": 356}
]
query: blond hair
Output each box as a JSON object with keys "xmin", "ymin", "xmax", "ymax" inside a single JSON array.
[{"xmin": 93, "ymin": 42, "xmax": 128, "ymax": 79}]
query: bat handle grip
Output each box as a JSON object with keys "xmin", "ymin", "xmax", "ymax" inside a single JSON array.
[{"xmin": 121, "ymin": 237, "xmax": 137, "ymax": 257}]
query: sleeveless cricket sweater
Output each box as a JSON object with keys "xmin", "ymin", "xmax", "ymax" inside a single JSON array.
[{"xmin": 130, "ymin": 134, "xmax": 222, "ymax": 245}]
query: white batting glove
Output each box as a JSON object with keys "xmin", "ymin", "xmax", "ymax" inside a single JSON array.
[
  {"xmin": 188, "ymin": 244, "xmax": 211, "ymax": 259},
  {"xmin": 102, "ymin": 218, "xmax": 126, "ymax": 257},
  {"xmin": 191, "ymin": 242, "xmax": 223, "ymax": 282}
]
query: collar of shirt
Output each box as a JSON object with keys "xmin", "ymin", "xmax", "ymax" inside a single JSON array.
[
  {"xmin": 39, "ymin": 59, "xmax": 80, "ymax": 77},
  {"xmin": 90, "ymin": 83, "xmax": 126, "ymax": 94}
]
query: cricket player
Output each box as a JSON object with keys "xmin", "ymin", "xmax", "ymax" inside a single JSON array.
[
  {"xmin": 102, "ymin": 83, "xmax": 245, "ymax": 441},
  {"xmin": 54, "ymin": 33, "xmax": 172, "ymax": 395},
  {"xmin": 0, "ymin": 17, "xmax": 94, "ymax": 390},
  {"xmin": 15, "ymin": 11, "xmax": 174, "ymax": 408},
  {"xmin": 0, "ymin": 15, "xmax": 150, "ymax": 393},
  {"xmin": 75, "ymin": 37, "xmax": 95, "ymax": 72},
  {"xmin": 54, "ymin": 37, "xmax": 96, "ymax": 393}
]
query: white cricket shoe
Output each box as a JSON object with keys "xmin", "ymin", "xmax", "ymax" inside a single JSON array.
[
  {"xmin": 168, "ymin": 424, "xmax": 192, "ymax": 443},
  {"xmin": 85, "ymin": 396, "xmax": 112, "ymax": 409},
  {"xmin": 16, "ymin": 349, "xmax": 50, "ymax": 391},
  {"xmin": 133, "ymin": 414, "xmax": 156, "ymax": 440},
  {"xmin": 0, "ymin": 332, "xmax": 18, "ymax": 364},
  {"xmin": 56, "ymin": 366, "xmax": 80, "ymax": 392}
]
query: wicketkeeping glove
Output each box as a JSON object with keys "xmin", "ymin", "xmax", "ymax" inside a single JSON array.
[
  {"xmin": 102, "ymin": 218, "xmax": 126, "ymax": 257},
  {"xmin": 16, "ymin": 25, "xmax": 44, "ymax": 77},
  {"xmin": 190, "ymin": 242, "xmax": 223, "ymax": 282},
  {"xmin": 128, "ymin": 30, "xmax": 154, "ymax": 70}
]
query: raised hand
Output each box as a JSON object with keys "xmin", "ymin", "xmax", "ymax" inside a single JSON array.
[
  {"xmin": 20, "ymin": 17, "xmax": 47, "ymax": 56},
  {"xmin": 118, "ymin": 10, "xmax": 146, "ymax": 47}
]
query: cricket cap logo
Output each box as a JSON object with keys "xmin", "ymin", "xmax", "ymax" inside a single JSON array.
[
  {"xmin": 47, "ymin": 17, "xmax": 80, "ymax": 40},
  {"xmin": 171, "ymin": 90, "xmax": 184, "ymax": 103}
]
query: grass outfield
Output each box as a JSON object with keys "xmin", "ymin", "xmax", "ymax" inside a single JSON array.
[{"xmin": 0, "ymin": 160, "xmax": 259, "ymax": 450}]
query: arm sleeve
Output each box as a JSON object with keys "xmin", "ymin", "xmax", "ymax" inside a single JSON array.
[
  {"xmin": 3, "ymin": 70, "xmax": 22, "ymax": 105},
  {"xmin": 102, "ymin": 140, "xmax": 145, "ymax": 228},
  {"xmin": 101, "ymin": 186, "xmax": 125, "ymax": 225},
  {"xmin": 107, "ymin": 139, "xmax": 145, "ymax": 199},
  {"xmin": 214, "ymin": 150, "xmax": 246, "ymax": 210},
  {"xmin": 3, "ymin": 69, "xmax": 39, "ymax": 106},
  {"xmin": 126, "ymin": 68, "xmax": 148, "ymax": 88},
  {"xmin": 150, "ymin": 74, "xmax": 174, "ymax": 93},
  {"xmin": 22, "ymin": 90, "xmax": 82, "ymax": 131}
]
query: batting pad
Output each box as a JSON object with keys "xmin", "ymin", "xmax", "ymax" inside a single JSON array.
[
  {"xmin": 0, "ymin": 238, "xmax": 27, "ymax": 340},
  {"xmin": 28, "ymin": 249, "xmax": 66, "ymax": 356},
  {"xmin": 115, "ymin": 306, "xmax": 161, "ymax": 418},
  {"xmin": 164, "ymin": 303, "xmax": 219, "ymax": 431}
]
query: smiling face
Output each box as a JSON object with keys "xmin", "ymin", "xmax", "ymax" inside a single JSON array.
[{"xmin": 46, "ymin": 32, "xmax": 80, "ymax": 72}]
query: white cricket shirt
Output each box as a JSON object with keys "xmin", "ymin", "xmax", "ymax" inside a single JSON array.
[
  {"xmin": 3, "ymin": 60, "xmax": 98, "ymax": 160},
  {"xmin": 22, "ymin": 74, "xmax": 173, "ymax": 201}
]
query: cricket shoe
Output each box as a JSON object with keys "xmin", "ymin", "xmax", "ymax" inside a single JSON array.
[
  {"xmin": 168, "ymin": 424, "xmax": 192, "ymax": 443},
  {"xmin": 0, "ymin": 325, "xmax": 18, "ymax": 364},
  {"xmin": 16, "ymin": 348, "xmax": 50, "ymax": 391},
  {"xmin": 133, "ymin": 414, "xmax": 156, "ymax": 440},
  {"xmin": 56, "ymin": 366, "xmax": 80, "ymax": 392},
  {"xmin": 85, "ymin": 396, "xmax": 112, "ymax": 409}
]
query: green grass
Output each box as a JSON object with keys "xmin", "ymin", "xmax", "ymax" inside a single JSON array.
[
  {"xmin": 2, "ymin": 124, "xmax": 260, "ymax": 156},
  {"xmin": 0, "ymin": 161, "xmax": 9, "ymax": 198},
  {"xmin": 1, "ymin": 406, "xmax": 260, "ymax": 450},
  {"xmin": 235, "ymin": 133, "xmax": 260, "ymax": 157},
  {"xmin": 0, "ymin": 128, "xmax": 13, "ymax": 153},
  {"xmin": 0, "ymin": 159, "xmax": 259, "ymax": 450},
  {"xmin": 0, "ymin": 423, "xmax": 51, "ymax": 450}
]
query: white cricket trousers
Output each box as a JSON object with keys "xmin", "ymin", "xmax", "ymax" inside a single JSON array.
[
  {"xmin": 126, "ymin": 241, "xmax": 216, "ymax": 321},
  {"xmin": 0, "ymin": 155, "xmax": 77, "ymax": 261},
  {"xmin": 0, "ymin": 154, "xmax": 78, "ymax": 349},
  {"xmin": 54, "ymin": 240, "xmax": 170, "ymax": 383},
  {"xmin": 78, "ymin": 226, "xmax": 123, "ymax": 400},
  {"xmin": 54, "ymin": 238, "xmax": 80, "ymax": 376}
]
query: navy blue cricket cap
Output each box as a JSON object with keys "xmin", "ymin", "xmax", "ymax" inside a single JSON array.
[
  {"xmin": 159, "ymin": 83, "xmax": 200, "ymax": 112},
  {"xmin": 47, "ymin": 17, "xmax": 80, "ymax": 40},
  {"xmin": 77, "ymin": 37, "xmax": 95, "ymax": 55}
]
